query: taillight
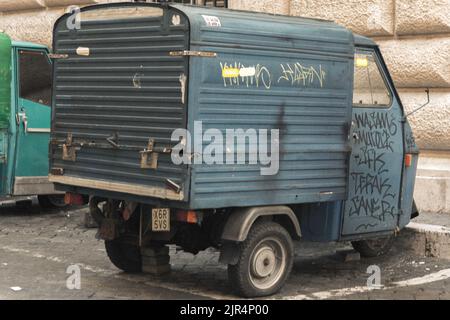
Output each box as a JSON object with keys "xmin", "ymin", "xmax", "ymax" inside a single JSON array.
[
  {"xmin": 64, "ymin": 192, "xmax": 86, "ymax": 205},
  {"xmin": 405, "ymin": 154, "xmax": 413, "ymax": 167},
  {"xmin": 176, "ymin": 210, "xmax": 198, "ymax": 224}
]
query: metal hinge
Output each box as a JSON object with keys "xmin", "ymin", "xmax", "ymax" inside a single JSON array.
[
  {"xmin": 179, "ymin": 73, "xmax": 187, "ymax": 104},
  {"xmin": 139, "ymin": 138, "xmax": 171, "ymax": 170},
  {"xmin": 62, "ymin": 133, "xmax": 78, "ymax": 162},
  {"xmin": 169, "ymin": 50, "xmax": 217, "ymax": 58}
]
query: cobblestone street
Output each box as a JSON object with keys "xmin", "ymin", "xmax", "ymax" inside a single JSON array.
[{"xmin": 1, "ymin": 203, "xmax": 450, "ymax": 300}]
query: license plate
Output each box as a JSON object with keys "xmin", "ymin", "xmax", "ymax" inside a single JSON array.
[{"xmin": 151, "ymin": 208, "xmax": 170, "ymax": 232}]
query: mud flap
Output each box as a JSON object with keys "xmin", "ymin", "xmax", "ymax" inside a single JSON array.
[
  {"xmin": 411, "ymin": 200, "xmax": 419, "ymax": 219},
  {"xmin": 219, "ymin": 242, "xmax": 240, "ymax": 265}
]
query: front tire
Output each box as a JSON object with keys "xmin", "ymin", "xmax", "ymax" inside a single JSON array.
[
  {"xmin": 105, "ymin": 239, "xmax": 142, "ymax": 273},
  {"xmin": 228, "ymin": 221, "xmax": 294, "ymax": 298},
  {"xmin": 351, "ymin": 235, "xmax": 395, "ymax": 258},
  {"xmin": 38, "ymin": 194, "xmax": 67, "ymax": 209}
]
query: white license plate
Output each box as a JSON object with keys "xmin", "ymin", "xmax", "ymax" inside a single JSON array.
[{"xmin": 151, "ymin": 208, "xmax": 170, "ymax": 232}]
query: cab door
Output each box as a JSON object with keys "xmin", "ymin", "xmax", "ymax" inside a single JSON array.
[
  {"xmin": 12, "ymin": 48, "xmax": 53, "ymax": 194},
  {"xmin": 342, "ymin": 47, "xmax": 404, "ymax": 236}
]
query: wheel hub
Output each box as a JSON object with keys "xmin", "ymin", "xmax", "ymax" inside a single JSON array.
[{"xmin": 252, "ymin": 246, "xmax": 276, "ymax": 278}]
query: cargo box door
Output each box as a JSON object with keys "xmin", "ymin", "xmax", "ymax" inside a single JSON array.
[{"xmin": 49, "ymin": 4, "xmax": 190, "ymax": 201}]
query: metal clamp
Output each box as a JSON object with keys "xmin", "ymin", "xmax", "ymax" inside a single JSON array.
[
  {"xmin": 140, "ymin": 138, "xmax": 159, "ymax": 169},
  {"xmin": 169, "ymin": 50, "xmax": 217, "ymax": 58},
  {"xmin": 47, "ymin": 53, "xmax": 69, "ymax": 59},
  {"xmin": 62, "ymin": 133, "xmax": 78, "ymax": 162}
]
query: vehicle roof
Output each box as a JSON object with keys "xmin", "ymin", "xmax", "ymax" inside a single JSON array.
[
  {"xmin": 171, "ymin": 3, "xmax": 354, "ymax": 54},
  {"xmin": 172, "ymin": 4, "xmax": 378, "ymax": 48},
  {"xmin": 353, "ymin": 34, "xmax": 377, "ymax": 47},
  {"xmin": 173, "ymin": 3, "xmax": 348, "ymax": 30}
]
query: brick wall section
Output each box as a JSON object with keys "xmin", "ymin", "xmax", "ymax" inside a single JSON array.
[{"xmin": 1, "ymin": 0, "xmax": 449, "ymax": 150}]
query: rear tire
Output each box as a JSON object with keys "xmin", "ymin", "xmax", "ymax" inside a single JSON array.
[
  {"xmin": 38, "ymin": 195, "xmax": 67, "ymax": 209},
  {"xmin": 105, "ymin": 239, "xmax": 142, "ymax": 273},
  {"xmin": 228, "ymin": 221, "xmax": 294, "ymax": 298},
  {"xmin": 351, "ymin": 235, "xmax": 395, "ymax": 258}
]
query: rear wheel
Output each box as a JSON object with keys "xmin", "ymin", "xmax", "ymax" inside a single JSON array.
[
  {"xmin": 105, "ymin": 239, "xmax": 142, "ymax": 273},
  {"xmin": 228, "ymin": 221, "xmax": 294, "ymax": 298},
  {"xmin": 38, "ymin": 195, "xmax": 67, "ymax": 209},
  {"xmin": 351, "ymin": 235, "xmax": 395, "ymax": 258}
]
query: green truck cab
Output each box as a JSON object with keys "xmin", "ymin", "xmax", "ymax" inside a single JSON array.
[{"xmin": 0, "ymin": 32, "xmax": 63, "ymax": 207}]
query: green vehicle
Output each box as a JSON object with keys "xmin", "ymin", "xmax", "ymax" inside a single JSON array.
[{"xmin": 0, "ymin": 31, "xmax": 63, "ymax": 207}]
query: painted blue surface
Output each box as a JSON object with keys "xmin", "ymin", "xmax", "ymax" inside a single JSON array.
[
  {"xmin": 298, "ymin": 201, "xmax": 343, "ymax": 242},
  {"xmin": 49, "ymin": 3, "xmax": 417, "ymax": 238},
  {"xmin": 181, "ymin": 5, "xmax": 355, "ymax": 209}
]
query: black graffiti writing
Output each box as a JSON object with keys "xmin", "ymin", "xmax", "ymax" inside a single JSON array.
[
  {"xmin": 356, "ymin": 129, "xmax": 394, "ymax": 152},
  {"xmin": 355, "ymin": 223, "xmax": 378, "ymax": 231},
  {"xmin": 348, "ymin": 110, "xmax": 400, "ymax": 231},
  {"xmin": 351, "ymin": 172, "xmax": 395, "ymax": 199},
  {"xmin": 349, "ymin": 196, "xmax": 396, "ymax": 221},
  {"xmin": 354, "ymin": 112, "xmax": 397, "ymax": 136},
  {"xmin": 405, "ymin": 132, "xmax": 416, "ymax": 149},
  {"xmin": 355, "ymin": 147, "xmax": 387, "ymax": 174}
]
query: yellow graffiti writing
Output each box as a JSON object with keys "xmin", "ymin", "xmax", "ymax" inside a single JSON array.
[
  {"xmin": 222, "ymin": 67, "xmax": 240, "ymax": 78},
  {"xmin": 220, "ymin": 62, "xmax": 272, "ymax": 89}
]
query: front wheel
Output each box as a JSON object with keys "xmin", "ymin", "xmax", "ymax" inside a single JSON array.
[
  {"xmin": 228, "ymin": 221, "xmax": 294, "ymax": 298},
  {"xmin": 38, "ymin": 195, "xmax": 67, "ymax": 209},
  {"xmin": 351, "ymin": 235, "xmax": 395, "ymax": 258}
]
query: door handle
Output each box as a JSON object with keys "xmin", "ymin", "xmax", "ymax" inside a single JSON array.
[
  {"xmin": 16, "ymin": 112, "xmax": 28, "ymax": 134},
  {"xmin": 352, "ymin": 132, "xmax": 360, "ymax": 141}
]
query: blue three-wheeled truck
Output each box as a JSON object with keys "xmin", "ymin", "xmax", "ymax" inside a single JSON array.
[{"xmin": 48, "ymin": 3, "xmax": 419, "ymax": 297}]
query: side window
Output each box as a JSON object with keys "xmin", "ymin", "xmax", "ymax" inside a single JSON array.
[
  {"xmin": 353, "ymin": 50, "xmax": 391, "ymax": 108},
  {"xmin": 18, "ymin": 50, "xmax": 52, "ymax": 106}
]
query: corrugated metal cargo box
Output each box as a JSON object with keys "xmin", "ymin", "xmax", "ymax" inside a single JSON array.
[{"xmin": 49, "ymin": 3, "xmax": 355, "ymax": 209}]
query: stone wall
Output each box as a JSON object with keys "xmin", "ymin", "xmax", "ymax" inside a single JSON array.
[{"xmin": 1, "ymin": 0, "xmax": 449, "ymax": 150}]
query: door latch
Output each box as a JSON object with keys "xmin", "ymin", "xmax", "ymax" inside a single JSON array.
[
  {"xmin": 62, "ymin": 132, "xmax": 78, "ymax": 162},
  {"xmin": 139, "ymin": 138, "xmax": 172, "ymax": 169},
  {"xmin": 16, "ymin": 112, "xmax": 28, "ymax": 134},
  {"xmin": 140, "ymin": 138, "xmax": 159, "ymax": 169}
]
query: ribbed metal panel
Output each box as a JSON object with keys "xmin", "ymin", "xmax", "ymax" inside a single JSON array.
[
  {"xmin": 50, "ymin": 5, "xmax": 189, "ymax": 197},
  {"xmin": 50, "ymin": 3, "xmax": 354, "ymax": 209},
  {"xmin": 179, "ymin": 5, "xmax": 354, "ymax": 209}
]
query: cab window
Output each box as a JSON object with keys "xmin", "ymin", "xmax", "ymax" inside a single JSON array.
[
  {"xmin": 353, "ymin": 50, "xmax": 391, "ymax": 108},
  {"xmin": 18, "ymin": 50, "xmax": 52, "ymax": 106}
]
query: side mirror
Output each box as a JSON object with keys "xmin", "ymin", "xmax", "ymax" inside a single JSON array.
[{"xmin": 403, "ymin": 89, "xmax": 430, "ymax": 120}]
